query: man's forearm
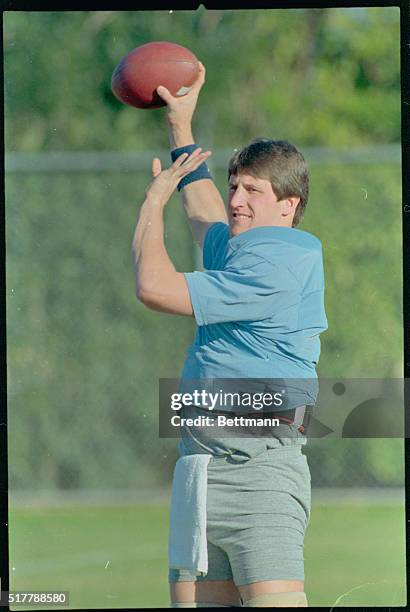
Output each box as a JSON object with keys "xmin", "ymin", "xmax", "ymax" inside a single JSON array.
[
  {"xmin": 168, "ymin": 123, "xmax": 194, "ymax": 149},
  {"xmin": 168, "ymin": 121, "xmax": 228, "ymax": 245}
]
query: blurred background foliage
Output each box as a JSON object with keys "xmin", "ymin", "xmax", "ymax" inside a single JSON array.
[
  {"xmin": 4, "ymin": 8, "xmax": 400, "ymax": 150},
  {"xmin": 4, "ymin": 8, "xmax": 404, "ymax": 491}
]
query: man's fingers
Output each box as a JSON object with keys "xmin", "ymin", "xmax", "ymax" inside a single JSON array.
[
  {"xmin": 183, "ymin": 151, "xmax": 212, "ymax": 173},
  {"xmin": 156, "ymin": 85, "xmax": 174, "ymax": 104},
  {"xmin": 157, "ymin": 62, "xmax": 205, "ymax": 105},
  {"xmin": 190, "ymin": 61, "xmax": 206, "ymax": 93},
  {"xmin": 198, "ymin": 62, "xmax": 206, "ymax": 81},
  {"xmin": 175, "ymin": 151, "xmax": 212, "ymax": 176},
  {"xmin": 172, "ymin": 147, "xmax": 204, "ymax": 169},
  {"xmin": 152, "ymin": 157, "xmax": 162, "ymax": 177},
  {"xmin": 172, "ymin": 152, "xmax": 191, "ymax": 168}
]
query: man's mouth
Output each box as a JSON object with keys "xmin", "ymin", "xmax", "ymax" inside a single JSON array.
[{"xmin": 232, "ymin": 213, "xmax": 252, "ymax": 220}]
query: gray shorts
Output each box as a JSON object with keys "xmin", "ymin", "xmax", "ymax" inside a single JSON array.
[{"xmin": 169, "ymin": 427, "xmax": 311, "ymax": 586}]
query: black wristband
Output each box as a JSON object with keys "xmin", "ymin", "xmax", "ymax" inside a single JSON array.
[{"xmin": 171, "ymin": 144, "xmax": 212, "ymax": 191}]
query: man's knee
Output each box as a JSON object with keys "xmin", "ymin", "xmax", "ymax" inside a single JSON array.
[{"xmin": 241, "ymin": 591, "xmax": 308, "ymax": 607}]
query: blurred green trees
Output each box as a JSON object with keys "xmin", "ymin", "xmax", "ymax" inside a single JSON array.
[
  {"xmin": 4, "ymin": 8, "xmax": 403, "ymax": 489},
  {"xmin": 4, "ymin": 8, "xmax": 400, "ymax": 151}
]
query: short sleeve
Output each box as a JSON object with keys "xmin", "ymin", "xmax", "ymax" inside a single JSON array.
[
  {"xmin": 202, "ymin": 222, "xmax": 229, "ymax": 270},
  {"xmin": 184, "ymin": 249, "xmax": 300, "ymax": 326}
]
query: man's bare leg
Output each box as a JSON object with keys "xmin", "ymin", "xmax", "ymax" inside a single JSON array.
[
  {"xmin": 170, "ymin": 580, "xmax": 242, "ymax": 607},
  {"xmin": 238, "ymin": 580, "xmax": 307, "ymax": 607}
]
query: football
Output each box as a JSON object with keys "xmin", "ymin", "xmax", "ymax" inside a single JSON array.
[{"xmin": 111, "ymin": 41, "xmax": 199, "ymax": 109}]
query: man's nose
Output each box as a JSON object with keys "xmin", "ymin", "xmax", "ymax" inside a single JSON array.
[{"xmin": 229, "ymin": 187, "xmax": 247, "ymax": 208}]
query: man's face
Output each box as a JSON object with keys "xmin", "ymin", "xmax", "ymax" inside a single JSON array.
[{"xmin": 228, "ymin": 172, "xmax": 297, "ymax": 236}]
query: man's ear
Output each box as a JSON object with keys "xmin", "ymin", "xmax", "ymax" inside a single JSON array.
[{"xmin": 281, "ymin": 196, "xmax": 300, "ymax": 217}]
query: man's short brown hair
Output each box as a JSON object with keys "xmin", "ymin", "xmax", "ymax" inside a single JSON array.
[{"xmin": 228, "ymin": 138, "xmax": 309, "ymax": 227}]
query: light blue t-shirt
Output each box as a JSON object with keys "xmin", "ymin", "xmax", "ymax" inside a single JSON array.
[{"xmin": 182, "ymin": 223, "xmax": 327, "ymax": 408}]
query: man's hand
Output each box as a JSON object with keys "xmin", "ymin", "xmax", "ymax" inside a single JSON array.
[
  {"xmin": 156, "ymin": 62, "xmax": 206, "ymax": 134},
  {"xmin": 145, "ymin": 147, "xmax": 212, "ymax": 208}
]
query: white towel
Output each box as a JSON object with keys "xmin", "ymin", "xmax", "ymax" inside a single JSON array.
[{"xmin": 168, "ymin": 454, "xmax": 212, "ymax": 575}]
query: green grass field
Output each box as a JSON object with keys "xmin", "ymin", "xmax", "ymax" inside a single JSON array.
[{"xmin": 8, "ymin": 500, "xmax": 406, "ymax": 609}]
